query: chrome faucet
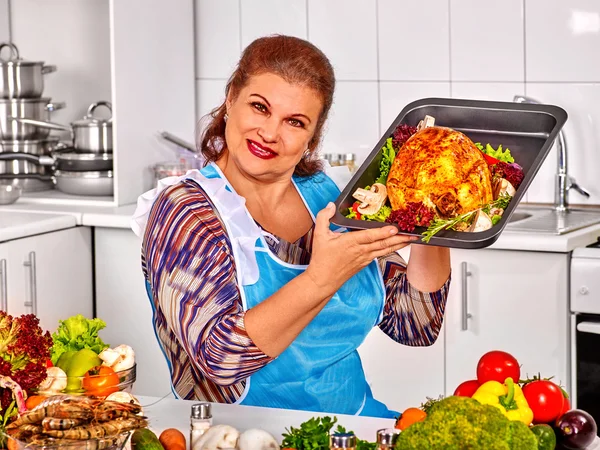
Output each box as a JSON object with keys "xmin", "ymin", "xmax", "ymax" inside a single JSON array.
[{"xmin": 513, "ymin": 95, "xmax": 590, "ymax": 212}]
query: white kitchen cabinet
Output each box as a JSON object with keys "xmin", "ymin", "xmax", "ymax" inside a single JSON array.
[
  {"xmin": 0, "ymin": 227, "xmax": 93, "ymax": 332},
  {"xmin": 445, "ymin": 248, "xmax": 569, "ymax": 395},
  {"xmin": 94, "ymin": 228, "xmax": 172, "ymax": 398}
]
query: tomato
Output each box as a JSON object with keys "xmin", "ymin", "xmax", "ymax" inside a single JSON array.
[
  {"xmin": 395, "ymin": 407, "xmax": 427, "ymax": 431},
  {"xmin": 351, "ymin": 202, "xmax": 362, "ymax": 220},
  {"xmin": 522, "ymin": 379, "xmax": 565, "ymax": 424},
  {"xmin": 45, "ymin": 359, "xmax": 53, "ymax": 368},
  {"xmin": 483, "ymin": 154, "xmax": 501, "ymax": 165},
  {"xmin": 476, "ymin": 350, "xmax": 521, "ymax": 384},
  {"xmin": 559, "ymin": 395, "xmax": 571, "ymax": 417},
  {"xmin": 82, "ymin": 365, "xmax": 120, "ymax": 397},
  {"xmin": 453, "ymin": 379, "xmax": 480, "ymax": 397}
]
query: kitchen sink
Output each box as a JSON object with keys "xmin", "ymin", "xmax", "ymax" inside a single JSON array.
[{"xmin": 506, "ymin": 207, "xmax": 600, "ymax": 235}]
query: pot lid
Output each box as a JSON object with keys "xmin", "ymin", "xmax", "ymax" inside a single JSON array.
[
  {"xmin": 72, "ymin": 101, "xmax": 113, "ymax": 127},
  {"xmin": 0, "ymin": 42, "xmax": 45, "ymax": 67}
]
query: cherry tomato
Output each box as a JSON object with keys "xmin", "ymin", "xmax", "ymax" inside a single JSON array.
[
  {"xmin": 453, "ymin": 379, "xmax": 480, "ymax": 397},
  {"xmin": 522, "ymin": 379, "xmax": 565, "ymax": 424},
  {"xmin": 45, "ymin": 359, "xmax": 53, "ymax": 368},
  {"xmin": 82, "ymin": 365, "xmax": 120, "ymax": 397},
  {"xmin": 476, "ymin": 350, "xmax": 521, "ymax": 384},
  {"xmin": 395, "ymin": 407, "xmax": 427, "ymax": 431},
  {"xmin": 483, "ymin": 154, "xmax": 501, "ymax": 165}
]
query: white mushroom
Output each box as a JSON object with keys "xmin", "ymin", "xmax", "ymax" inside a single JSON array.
[
  {"xmin": 493, "ymin": 178, "xmax": 516, "ymax": 199},
  {"xmin": 417, "ymin": 115, "xmax": 436, "ymax": 131},
  {"xmin": 468, "ymin": 210, "xmax": 493, "ymax": 233},
  {"xmin": 237, "ymin": 429, "xmax": 279, "ymax": 450},
  {"xmin": 195, "ymin": 425, "xmax": 239, "ymax": 450},
  {"xmin": 105, "ymin": 391, "xmax": 141, "ymax": 406},
  {"xmin": 37, "ymin": 366, "xmax": 68, "ymax": 394},
  {"xmin": 352, "ymin": 183, "xmax": 387, "ymax": 215},
  {"xmin": 99, "ymin": 348, "xmax": 121, "ymax": 367},
  {"xmin": 111, "ymin": 344, "xmax": 136, "ymax": 372}
]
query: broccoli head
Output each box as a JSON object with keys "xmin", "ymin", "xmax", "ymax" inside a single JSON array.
[{"xmin": 394, "ymin": 396, "xmax": 537, "ymax": 450}]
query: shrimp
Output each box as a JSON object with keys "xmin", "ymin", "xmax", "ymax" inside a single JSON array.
[
  {"xmin": 43, "ymin": 416, "xmax": 148, "ymax": 439},
  {"xmin": 42, "ymin": 417, "xmax": 88, "ymax": 431},
  {"xmin": 93, "ymin": 400, "xmax": 142, "ymax": 422},
  {"xmin": 8, "ymin": 395, "xmax": 94, "ymax": 428}
]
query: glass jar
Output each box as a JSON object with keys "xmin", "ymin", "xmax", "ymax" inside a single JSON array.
[{"xmin": 344, "ymin": 153, "xmax": 357, "ymax": 173}]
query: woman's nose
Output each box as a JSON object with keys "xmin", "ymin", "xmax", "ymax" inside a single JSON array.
[{"xmin": 257, "ymin": 116, "xmax": 280, "ymax": 143}]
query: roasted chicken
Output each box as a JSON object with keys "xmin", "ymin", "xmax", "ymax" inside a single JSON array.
[{"xmin": 387, "ymin": 126, "xmax": 493, "ymax": 219}]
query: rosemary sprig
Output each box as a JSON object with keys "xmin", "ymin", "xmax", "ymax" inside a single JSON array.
[{"xmin": 421, "ymin": 194, "xmax": 512, "ymax": 243}]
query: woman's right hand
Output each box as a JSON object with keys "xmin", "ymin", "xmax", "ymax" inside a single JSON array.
[{"xmin": 305, "ymin": 202, "xmax": 418, "ymax": 296}]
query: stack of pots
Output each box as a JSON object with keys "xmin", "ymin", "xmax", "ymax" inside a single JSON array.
[
  {"xmin": 0, "ymin": 42, "xmax": 63, "ymax": 192},
  {"xmin": 14, "ymin": 101, "xmax": 114, "ymax": 196}
]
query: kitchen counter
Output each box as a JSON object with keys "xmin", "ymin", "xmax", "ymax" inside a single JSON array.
[
  {"xmin": 138, "ymin": 394, "xmax": 600, "ymax": 448},
  {"xmin": 138, "ymin": 394, "xmax": 395, "ymax": 443},
  {"xmin": 2, "ymin": 201, "xmax": 600, "ymax": 252},
  {"xmin": 0, "ymin": 211, "xmax": 77, "ymax": 243}
]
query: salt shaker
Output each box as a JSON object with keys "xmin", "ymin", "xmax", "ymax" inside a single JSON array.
[
  {"xmin": 376, "ymin": 428, "xmax": 401, "ymax": 449},
  {"xmin": 329, "ymin": 432, "xmax": 357, "ymax": 450},
  {"xmin": 190, "ymin": 402, "xmax": 212, "ymax": 450}
]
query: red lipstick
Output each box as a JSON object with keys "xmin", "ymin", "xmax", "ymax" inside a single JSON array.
[{"xmin": 247, "ymin": 139, "xmax": 277, "ymax": 160}]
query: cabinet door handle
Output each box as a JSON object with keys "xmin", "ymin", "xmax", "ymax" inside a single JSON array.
[
  {"xmin": 23, "ymin": 251, "xmax": 37, "ymax": 316},
  {"xmin": 0, "ymin": 259, "xmax": 7, "ymax": 312},
  {"xmin": 461, "ymin": 261, "xmax": 472, "ymax": 331}
]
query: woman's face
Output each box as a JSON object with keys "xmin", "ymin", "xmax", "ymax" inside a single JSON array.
[{"xmin": 223, "ymin": 72, "xmax": 323, "ymax": 182}]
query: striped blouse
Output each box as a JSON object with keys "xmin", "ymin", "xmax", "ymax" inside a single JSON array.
[{"xmin": 141, "ymin": 178, "xmax": 451, "ymax": 403}]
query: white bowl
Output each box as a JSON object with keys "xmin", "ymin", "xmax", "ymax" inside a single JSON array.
[{"xmin": 0, "ymin": 184, "xmax": 22, "ymax": 205}]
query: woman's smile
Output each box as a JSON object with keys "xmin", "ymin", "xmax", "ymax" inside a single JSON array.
[{"xmin": 247, "ymin": 139, "xmax": 277, "ymax": 160}]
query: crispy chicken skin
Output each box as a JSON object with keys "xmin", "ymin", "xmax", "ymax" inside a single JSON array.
[{"xmin": 387, "ymin": 126, "xmax": 493, "ymax": 218}]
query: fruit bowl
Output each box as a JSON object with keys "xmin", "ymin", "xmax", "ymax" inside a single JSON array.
[
  {"xmin": 40, "ymin": 364, "xmax": 136, "ymax": 398},
  {"xmin": 2, "ymin": 431, "xmax": 131, "ymax": 450}
]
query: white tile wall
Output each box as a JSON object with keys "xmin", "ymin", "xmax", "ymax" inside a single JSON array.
[
  {"xmin": 0, "ymin": 0, "xmax": 9, "ymax": 43},
  {"xmin": 10, "ymin": 0, "xmax": 111, "ymax": 127},
  {"xmin": 194, "ymin": 0, "xmax": 600, "ymax": 206},
  {"xmin": 450, "ymin": 0, "xmax": 524, "ymax": 82},
  {"xmin": 526, "ymin": 0, "xmax": 600, "ymax": 82},
  {"xmin": 241, "ymin": 0, "xmax": 307, "ymax": 48},
  {"xmin": 307, "ymin": 0, "xmax": 378, "ymax": 81},
  {"xmin": 378, "ymin": 0, "xmax": 450, "ymax": 81}
]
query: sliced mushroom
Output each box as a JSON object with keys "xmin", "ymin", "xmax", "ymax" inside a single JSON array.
[
  {"xmin": 352, "ymin": 183, "xmax": 387, "ymax": 215},
  {"xmin": 493, "ymin": 177, "xmax": 516, "ymax": 199},
  {"xmin": 489, "ymin": 206, "xmax": 504, "ymax": 217},
  {"xmin": 417, "ymin": 115, "xmax": 436, "ymax": 131},
  {"xmin": 468, "ymin": 210, "xmax": 493, "ymax": 233}
]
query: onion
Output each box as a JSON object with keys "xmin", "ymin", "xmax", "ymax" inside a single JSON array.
[{"xmin": 555, "ymin": 409, "xmax": 597, "ymax": 449}]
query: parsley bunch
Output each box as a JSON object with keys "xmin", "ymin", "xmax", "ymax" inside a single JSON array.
[{"xmin": 281, "ymin": 416, "xmax": 376, "ymax": 450}]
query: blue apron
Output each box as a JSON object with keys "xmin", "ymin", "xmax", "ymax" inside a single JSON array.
[{"xmin": 145, "ymin": 163, "xmax": 396, "ymax": 418}]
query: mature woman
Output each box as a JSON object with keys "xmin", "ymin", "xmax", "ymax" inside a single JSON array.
[{"xmin": 132, "ymin": 35, "xmax": 451, "ymax": 418}]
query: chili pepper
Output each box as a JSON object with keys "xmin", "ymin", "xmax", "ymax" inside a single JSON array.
[{"xmin": 471, "ymin": 377, "xmax": 534, "ymax": 425}]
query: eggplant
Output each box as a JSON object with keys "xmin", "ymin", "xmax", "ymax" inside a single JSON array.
[{"xmin": 555, "ymin": 409, "xmax": 597, "ymax": 449}]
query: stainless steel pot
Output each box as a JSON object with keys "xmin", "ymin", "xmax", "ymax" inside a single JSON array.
[
  {"xmin": 0, "ymin": 174, "xmax": 53, "ymax": 192},
  {"xmin": 54, "ymin": 170, "xmax": 113, "ymax": 196},
  {"xmin": 0, "ymin": 137, "xmax": 62, "ymax": 155},
  {"xmin": 0, "ymin": 42, "xmax": 57, "ymax": 99},
  {"xmin": 0, "ymin": 150, "xmax": 113, "ymax": 172},
  {"xmin": 12, "ymin": 101, "xmax": 112, "ymax": 152},
  {"xmin": 0, "ymin": 98, "xmax": 64, "ymax": 140},
  {"xmin": 0, "ymin": 158, "xmax": 51, "ymax": 176}
]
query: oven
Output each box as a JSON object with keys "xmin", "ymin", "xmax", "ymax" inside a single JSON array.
[{"xmin": 570, "ymin": 244, "xmax": 600, "ymax": 433}]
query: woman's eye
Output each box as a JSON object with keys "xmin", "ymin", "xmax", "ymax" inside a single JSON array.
[
  {"xmin": 288, "ymin": 118, "xmax": 305, "ymax": 128},
  {"xmin": 252, "ymin": 102, "xmax": 267, "ymax": 113}
]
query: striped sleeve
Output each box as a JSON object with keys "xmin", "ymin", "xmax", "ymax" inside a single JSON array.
[
  {"xmin": 377, "ymin": 253, "xmax": 451, "ymax": 346},
  {"xmin": 142, "ymin": 179, "xmax": 273, "ymax": 387}
]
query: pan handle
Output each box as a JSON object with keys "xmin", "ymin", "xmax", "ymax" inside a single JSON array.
[
  {"xmin": 160, "ymin": 131, "xmax": 196, "ymax": 153},
  {"xmin": 86, "ymin": 101, "xmax": 113, "ymax": 120},
  {"xmin": 42, "ymin": 65, "xmax": 57, "ymax": 75},
  {"xmin": 0, "ymin": 42, "xmax": 19, "ymax": 61},
  {"xmin": 9, "ymin": 116, "xmax": 71, "ymax": 132},
  {"xmin": 0, "ymin": 153, "xmax": 54, "ymax": 166}
]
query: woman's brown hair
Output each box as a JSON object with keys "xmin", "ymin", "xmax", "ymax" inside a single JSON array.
[{"xmin": 198, "ymin": 35, "xmax": 335, "ymax": 177}]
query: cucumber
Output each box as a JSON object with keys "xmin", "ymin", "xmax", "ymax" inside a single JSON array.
[{"xmin": 131, "ymin": 428, "xmax": 165, "ymax": 450}]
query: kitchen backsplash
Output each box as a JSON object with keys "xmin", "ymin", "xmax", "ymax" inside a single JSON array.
[{"xmin": 195, "ymin": 0, "xmax": 600, "ymax": 206}]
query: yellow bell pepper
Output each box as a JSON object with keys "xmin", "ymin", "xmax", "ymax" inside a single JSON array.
[{"xmin": 471, "ymin": 377, "xmax": 533, "ymax": 425}]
